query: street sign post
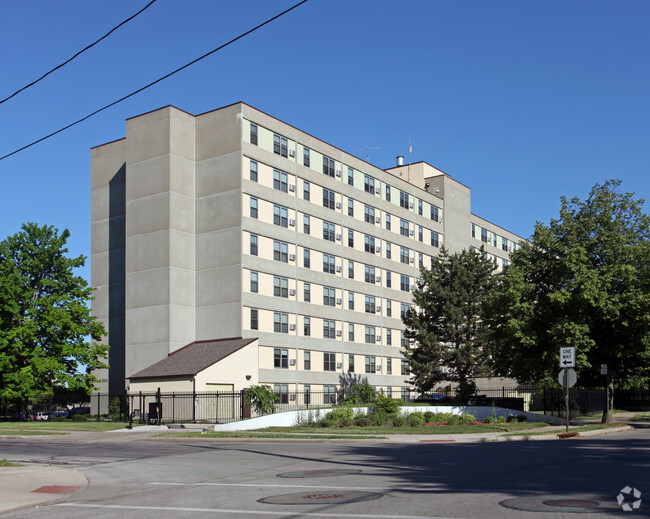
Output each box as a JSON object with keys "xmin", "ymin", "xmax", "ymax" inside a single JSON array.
[
  {"xmin": 559, "ymin": 347, "xmax": 576, "ymax": 432},
  {"xmin": 560, "ymin": 347, "xmax": 575, "ymax": 368},
  {"xmin": 558, "ymin": 368, "xmax": 577, "ymax": 388}
]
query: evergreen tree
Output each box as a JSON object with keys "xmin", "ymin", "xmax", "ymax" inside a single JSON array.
[{"xmin": 402, "ymin": 247, "xmax": 496, "ymax": 398}]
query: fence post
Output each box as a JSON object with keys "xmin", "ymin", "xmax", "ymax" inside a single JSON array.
[{"xmin": 97, "ymin": 393, "xmax": 101, "ymax": 422}]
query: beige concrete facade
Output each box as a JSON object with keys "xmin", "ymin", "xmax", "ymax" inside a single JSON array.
[{"xmin": 91, "ymin": 102, "xmax": 523, "ymax": 397}]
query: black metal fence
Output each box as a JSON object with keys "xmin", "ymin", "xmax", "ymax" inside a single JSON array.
[{"xmin": 3, "ymin": 386, "xmax": 649, "ymax": 424}]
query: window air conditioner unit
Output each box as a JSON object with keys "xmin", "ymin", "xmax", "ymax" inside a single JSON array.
[
  {"xmin": 409, "ymin": 229, "xmax": 414, "ymax": 236},
  {"xmin": 289, "ymin": 254, "xmax": 296, "ymax": 261},
  {"xmin": 289, "ymin": 358, "xmax": 296, "ymax": 365},
  {"xmin": 376, "ymin": 335, "xmax": 382, "ymax": 342},
  {"xmin": 336, "ymin": 201, "xmax": 342, "ymax": 209},
  {"xmin": 289, "ymin": 289, "xmax": 296, "ymax": 296},
  {"xmin": 409, "ymin": 202, "xmax": 414, "ymax": 209},
  {"xmin": 376, "ymin": 276, "xmax": 381, "ymax": 283},
  {"xmin": 376, "ymin": 365, "xmax": 381, "ymax": 371},
  {"xmin": 376, "ymin": 216, "xmax": 381, "ymax": 224},
  {"xmin": 375, "ymin": 187, "xmax": 381, "ymax": 195},
  {"xmin": 410, "ymin": 257, "xmax": 414, "ymax": 263},
  {"xmin": 336, "ymin": 362, "xmax": 343, "ymax": 368},
  {"xmin": 336, "ymin": 234, "xmax": 342, "ymax": 241},
  {"xmin": 289, "ymin": 219, "xmax": 295, "ymax": 227},
  {"xmin": 336, "ymin": 170, "xmax": 342, "ymax": 177},
  {"xmin": 376, "ymin": 306, "xmax": 381, "ymax": 312},
  {"xmin": 289, "ymin": 149, "xmax": 296, "ymax": 158},
  {"xmin": 336, "ymin": 331, "xmax": 342, "ymax": 337},
  {"xmin": 376, "ymin": 247, "xmax": 381, "ymax": 253},
  {"xmin": 336, "ymin": 298, "xmax": 342, "ymax": 305},
  {"xmin": 410, "ymin": 285, "xmax": 415, "ymax": 291},
  {"xmin": 336, "ymin": 265, "xmax": 342, "ymax": 273},
  {"xmin": 290, "ymin": 394, "xmax": 296, "ymax": 400},
  {"xmin": 289, "ymin": 184, "xmax": 295, "ymax": 192}
]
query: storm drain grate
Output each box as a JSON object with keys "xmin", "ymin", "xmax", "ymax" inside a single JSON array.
[
  {"xmin": 259, "ymin": 491, "xmax": 383, "ymax": 505},
  {"xmin": 277, "ymin": 469, "xmax": 362, "ymax": 478},
  {"xmin": 500, "ymin": 494, "xmax": 620, "ymax": 513}
]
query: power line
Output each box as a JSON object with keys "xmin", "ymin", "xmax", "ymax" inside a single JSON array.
[
  {"xmin": 0, "ymin": 0, "xmax": 159, "ymax": 105},
  {"xmin": 0, "ymin": 0, "xmax": 310, "ymax": 162}
]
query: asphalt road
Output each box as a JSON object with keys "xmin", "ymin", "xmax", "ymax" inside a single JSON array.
[{"xmin": 1, "ymin": 427, "xmax": 649, "ymax": 518}]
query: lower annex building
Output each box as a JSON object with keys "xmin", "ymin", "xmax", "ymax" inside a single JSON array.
[{"xmin": 91, "ymin": 101, "xmax": 523, "ymax": 401}]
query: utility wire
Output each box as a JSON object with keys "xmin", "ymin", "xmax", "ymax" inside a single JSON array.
[
  {"xmin": 0, "ymin": 0, "xmax": 159, "ymax": 105},
  {"xmin": 0, "ymin": 0, "xmax": 309, "ymax": 162}
]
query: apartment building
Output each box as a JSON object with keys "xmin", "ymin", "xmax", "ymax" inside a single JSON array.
[{"xmin": 90, "ymin": 102, "xmax": 522, "ymax": 399}]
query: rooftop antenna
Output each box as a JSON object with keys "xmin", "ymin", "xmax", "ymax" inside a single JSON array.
[{"xmin": 354, "ymin": 146, "xmax": 382, "ymax": 163}]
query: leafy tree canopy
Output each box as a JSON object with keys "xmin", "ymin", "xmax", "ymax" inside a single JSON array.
[
  {"xmin": 487, "ymin": 181, "xmax": 650, "ymax": 418},
  {"xmin": 402, "ymin": 247, "xmax": 496, "ymax": 396},
  {"xmin": 0, "ymin": 223, "xmax": 108, "ymax": 402}
]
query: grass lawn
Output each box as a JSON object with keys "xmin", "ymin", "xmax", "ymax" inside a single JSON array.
[
  {"xmin": 631, "ymin": 411, "xmax": 650, "ymax": 421},
  {"xmin": 575, "ymin": 410, "xmax": 628, "ymax": 420},
  {"xmin": 0, "ymin": 459, "xmax": 23, "ymax": 467},
  {"xmin": 0, "ymin": 421, "xmax": 133, "ymax": 432},
  {"xmin": 502, "ymin": 423, "xmax": 624, "ymax": 436},
  {"xmin": 162, "ymin": 431, "xmax": 385, "ymax": 440}
]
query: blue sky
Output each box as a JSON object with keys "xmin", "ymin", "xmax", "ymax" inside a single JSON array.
[{"xmin": 1, "ymin": 0, "xmax": 648, "ymax": 282}]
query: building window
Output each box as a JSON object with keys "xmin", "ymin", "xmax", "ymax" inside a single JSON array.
[
  {"xmin": 323, "ymin": 156, "xmax": 335, "ymax": 177},
  {"xmin": 365, "ymin": 356, "xmax": 376, "ymax": 374},
  {"xmin": 324, "ymin": 352, "xmax": 336, "ymax": 371},
  {"xmin": 400, "ymin": 246, "xmax": 410, "ymax": 265},
  {"xmin": 503, "ymin": 259, "xmax": 510, "ymax": 267},
  {"xmin": 273, "ymin": 205, "xmax": 288, "ymax": 227},
  {"xmin": 400, "ymin": 219, "xmax": 409, "ymax": 237},
  {"xmin": 323, "ymin": 221, "xmax": 335, "ymax": 242},
  {"xmin": 302, "ymin": 282, "xmax": 310, "ymax": 302},
  {"xmin": 418, "ymin": 199, "xmax": 423, "ymax": 215},
  {"xmin": 303, "ymin": 215, "xmax": 310, "ymax": 235},
  {"xmin": 273, "ymin": 241, "xmax": 288, "ymax": 263},
  {"xmin": 303, "ymin": 181, "xmax": 310, "ymax": 201},
  {"xmin": 323, "ymin": 189, "xmax": 335, "ymax": 210},
  {"xmin": 386, "ymin": 271, "xmax": 392, "ymax": 288},
  {"xmin": 348, "ymin": 229, "xmax": 354, "ymax": 247},
  {"xmin": 348, "ymin": 198, "xmax": 354, "ymax": 217},
  {"xmin": 401, "ymin": 360, "xmax": 410, "ymax": 376},
  {"xmin": 365, "ymin": 295, "xmax": 376, "ymax": 314},
  {"xmin": 481, "ymin": 228, "xmax": 488, "ymax": 243},
  {"xmin": 386, "ymin": 185, "xmax": 391, "ymax": 202},
  {"xmin": 348, "ymin": 353, "xmax": 355, "ymax": 372},
  {"xmin": 387, "ymin": 358, "xmax": 392, "ymax": 374},
  {"xmin": 401, "ymin": 303, "xmax": 410, "ymax": 318},
  {"xmin": 348, "ymin": 260, "xmax": 354, "ymax": 279},
  {"xmin": 386, "ymin": 213, "xmax": 391, "ymax": 231},
  {"xmin": 431, "ymin": 231, "xmax": 439, "ymax": 248},
  {"xmin": 304, "ymin": 384, "xmax": 311, "ymax": 405},
  {"xmin": 273, "ymin": 133, "xmax": 288, "ymax": 157},
  {"xmin": 250, "ymin": 160, "xmax": 258, "ymax": 182},
  {"xmin": 401, "ymin": 274, "xmax": 410, "ymax": 292},
  {"xmin": 274, "ymin": 276, "xmax": 288, "ymax": 298},
  {"xmin": 250, "ymin": 271, "xmax": 258, "ymax": 293},
  {"xmin": 431, "ymin": 205, "xmax": 440, "ymax": 222},
  {"xmin": 303, "ymin": 248, "xmax": 310, "ymax": 268},
  {"xmin": 401, "ymin": 330, "xmax": 408, "ymax": 348},
  {"xmin": 401, "ymin": 388, "xmax": 410, "ymax": 403},
  {"xmin": 364, "ymin": 235, "xmax": 375, "ymax": 254},
  {"xmin": 303, "ymin": 147, "xmax": 310, "ymax": 167},
  {"xmin": 364, "ymin": 175, "xmax": 375, "ymax": 194},
  {"xmin": 418, "ymin": 226, "xmax": 423, "ymax": 242},
  {"xmin": 400, "ymin": 191, "xmax": 409, "ymax": 209},
  {"xmin": 323, "ymin": 287, "xmax": 336, "ymax": 307},
  {"xmin": 502, "ymin": 238, "xmax": 509, "ymax": 252},
  {"xmin": 419, "ymin": 252, "xmax": 424, "ymax": 268},
  {"xmin": 365, "ymin": 265, "xmax": 376, "ymax": 284},
  {"xmin": 347, "ymin": 166, "xmax": 354, "ymax": 186},
  {"xmin": 472, "ymin": 223, "xmax": 476, "ymax": 239},
  {"xmin": 250, "ymin": 197, "xmax": 258, "ymax": 219},
  {"xmin": 348, "ymin": 323, "xmax": 355, "ymax": 342},
  {"xmin": 323, "ymin": 254, "xmax": 335, "ymax": 274},
  {"xmin": 274, "ymin": 312, "xmax": 288, "ymax": 333},
  {"xmin": 386, "ymin": 300, "xmax": 392, "ymax": 317},
  {"xmin": 250, "ymin": 308, "xmax": 258, "ymax": 330},
  {"xmin": 386, "ymin": 242, "xmax": 391, "ymax": 259},
  {"xmin": 386, "ymin": 329, "xmax": 392, "ymax": 346},
  {"xmin": 323, "ymin": 320, "xmax": 336, "ymax": 339},
  {"xmin": 274, "ymin": 348, "xmax": 289, "ymax": 369},
  {"xmin": 304, "ymin": 317, "xmax": 311, "ymax": 337},
  {"xmin": 250, "ymin": 123, "xmax": 258, "ymax": 145},
  {"xmin": 365, "ymin": 326, "xmax": 376, "ymax": 344},
  {"xmin": 324, "ymin": 384, "xmax": 337, "ymax": 405},
  {"xmin": 274, "ymin": 384, "xmax": 289, "ymax": 404},
  {"xmin": 250, "ymin": 234, "xmax": 258, "ymax": 256},
  {"xmin": 273, "ymin": 169, "xmax": 288, "ymax": 192},
  {"xmin": 348, "ymin": 291, "xmax": 354, "ymax": 310},
  {"xmin": 364, "ymin": 205, "xmax": 375, "ymax": 224}
]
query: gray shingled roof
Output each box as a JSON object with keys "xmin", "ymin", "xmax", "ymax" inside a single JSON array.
[{"xmin": 128, "ymin": 337, "xmax": 257, "ymax": 379}]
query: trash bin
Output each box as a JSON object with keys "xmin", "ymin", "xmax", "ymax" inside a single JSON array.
[{"xmin": 148, "ymin": 402, "xmax": 162, "ymax": 424}]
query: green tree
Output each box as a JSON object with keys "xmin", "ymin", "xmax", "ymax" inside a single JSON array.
[
  {"xmin": 487, "ymin": 181, "xmax": 650, "ymax": 422},
  {"xmin": 245, "ymin": 385, "xmax": 278, "ymax": 415},
  {"xmin": 402, "ymin": 247, "xmax": 496, "ymax": 399},
  {"xmin": 0, "ymin": 223, "xmax": 108, "ymax": 408}
]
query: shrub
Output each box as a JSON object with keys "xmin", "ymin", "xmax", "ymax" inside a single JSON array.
[
  {"xmin": 484, "ymin": 416, "xmax": 495, "ymax": 424},
  {"xmin": 458, "ymin": 413, "xmax": 476, "ymax": 425},
  {"xmin": 373, "ymin": 408, "xmax": 388, "ymax": 426},
  {"xmin": 374, "ymin": 395, "xmax": 402, "ymax": 415},
  {"xmin": 497, "ymin": 416, "xmax": 506, "ymax": 423},
  {"xmin": 344, "ymin": 383, "xmax": 377, "ymax": 405},
  {"xmin": 431, "ymin": 412, "xmax": 455, "ymax": 424},
  {"xmin": 517, "ymin": 414, "xmax": 528, "ymax": 422},
  {"xmin": 324, "ymin": 407, "xmax": 354, "ymax": 427},
  {"xmin": 423, "ymin": 411, "xmax": 434, "ymax": 423},
  {"xmin": 391, "ymin": 412, "xmax": 406, "ymax": 427},
  {"xmin": 354, "ymin": 415, "xmax": 372, "ymax": 427},
  {"xmin": 407, "ymin": 412, "xmax": 425, "ymax": 427},
  {"xmin": 245, "ymin": 385, "xmax": 277, "ymax": 415},
  {"xmin": 506, "ymin": 415, "xmax": 517, "ymax": 423},
  {"xmin": 447, "ymin": 415, "xmax": 459, "ymax": 425}
]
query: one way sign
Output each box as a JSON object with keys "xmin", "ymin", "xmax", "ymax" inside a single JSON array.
[{"xmin": 560, "ymin": 347, "xmax": 576, "ymax": 368}]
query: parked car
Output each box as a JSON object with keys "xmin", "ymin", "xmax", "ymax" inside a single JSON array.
[
  {"xmin": 35, "ymin": 412, "xmax": 49, "ymax": 421},
  {"xmin": 48, "ymin": 411, "xmax": 69, "ymax": 420}
]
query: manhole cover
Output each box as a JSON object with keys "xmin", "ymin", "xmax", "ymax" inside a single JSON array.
[
  {"xmin": 259, "ymin": 491, "xmax": 383, "ymax": 505},
  {"xmin": 500, "ymin": 494, "xmax": 619, "ymax": 513},
  {"xmin": 277, "ymin": 469, "xmax": 362, "ymax": 478}
]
